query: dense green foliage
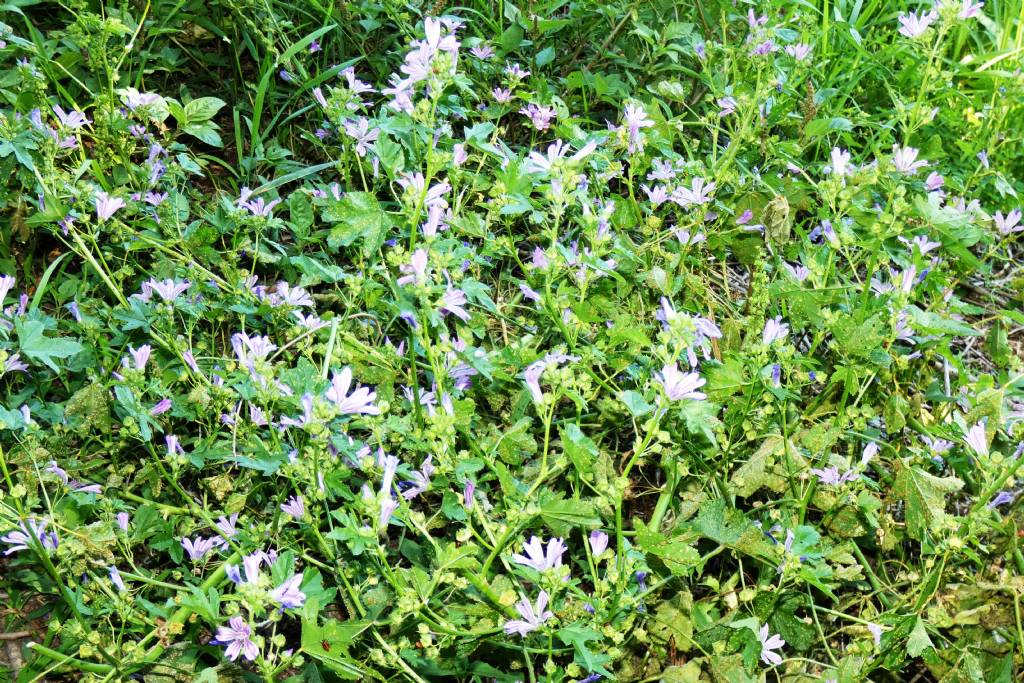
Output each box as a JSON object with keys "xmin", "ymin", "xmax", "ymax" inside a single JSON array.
[{"xmin": 1, "ymin": 0, "xmax": 1023, "ymax": 681}]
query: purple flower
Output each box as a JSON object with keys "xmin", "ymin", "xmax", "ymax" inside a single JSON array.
[
  {"xmin": 1, "ymin": 519, "xmax": 58, "ymax": 555},
  {"xmin": 492, "ymin": 87, "xmax": 513, "ymax": 104},
  {"xmin": 140, "ymin": 278, "xmax": 191, "ymax": 303},
  {"xmin": 269, "ymin": 573, "xmax": 306, "ymax": 609},
  {"xmin": 898, "ymin": 10, "xmax": 938, "ymax": 38},
  {"xmin": 642, "ymin": 184, "xmax": 669, "ymax": 206},
  {"xmin": 150, "ymin": 398, "xmax": 172, "ymax": 416},
  {"xmin": 512, "ymin": 536, "xmax": 566, "ymax": 572},
  {"xmin": 589, "ymin": 531, "xmax": 609, "ymax": 558},
  {"xmin": 215, "ymin": 513, "xmax": 239, "ymax": 538},
  {"xmin": 504, "ymin": 590, "xmax": 553, "ymax": 637},
  {"xmin": 95, "ymin": 191, "xmax": 126, "ymax": 221},
  {"xmin": 671, "ymin": 177, "xmax": 716, "ymax": 207},
  {"xmin": 758, "ymin": 624, "xmax": 786, "ymax": 666},
  {"xmin": 342, "ymin": 117, "xmax": 379, "ymax": 157},
  {"xmin": 181, "ymin": 535, "xmax": 222, "ymax": 561},
  {"xmin": 463, "ymin": 480, "xmax": 475, "ymax": 510},
  {"xmin": 116, "ymin": 512, "xmax": 131, "ymax": 532},
  {"xmin": 128, "ymin": 344, "xmax": 152, "ymax": 370},
  {"xmin": 309, "ymin": 39, "xmax": 321, "ymax": 53},
  {"xmin": 325, "ymin": 367, "xmax": 379, "ymax": 415},
  {"xmin": 213, "ymin": 616, "xmax": 259, "ymax": 661},
  {"xmin": 109, "ymin": 566, "xmax": 126, "ymax": 592},
  {"xmin": 988, "ymin": 490, "xmax": 1016, "ymax": 509},
  {"xmin": 622, "ymin": 104, "xmax": 654, "ymax": 154},
  {"xmin": 717, "ymin": 96, "xmax": 737, "ymax": 117},
  {"xmin": 830, "ymin": 147, "xmax": 853, "ymax": 177},
  {"xmin": 401, "ymin": 456, "xmax": 434, "ymax": 500},
  {"xmin": 635, "ymin": 570, "xmax": 648, "ymax": 590},
  {"xmin": 964, "ymin": 421, "xmax": 988, "ymax": 457},
  {"xmin": 762, "ymin": 317, "xmax": 790, "ymax": 345},
  {"xmin": 519, "ymin": 103, "xmax": 557, "ymax": 131},
  {"xmin": 281, "ymin": 496, "xmax": 305, "ymax": 520},
  {"xmin": 237, "ymin": 187, "xmax": 281, "ymax": 217},
  {"xmin": 523, "ymin": 352, "xmax": 578, "ymax": 402},
  {"xmin": 867, "ymin": 622, "xmax": 884, "ymax": 647},
  {"xmin": 397, "ymin": 249, "xmax": 429, "ymax": 286},
  {"xmin": 469, "ymin": 43, "xmax": 494, "ymax": 59},
  {"xmin": 785, "ymin": 43, "xmax": 812, "ymax": 61},
  {"xmin": 439, "ymin": 288, "xmax": 471, "ymax": 321},
  {"xmin": 994, "ymin": 208, "xmax": 1022, "ymax": 235},
  {"xmin": 504, "ymin": 62, "xmax": 531, "ymax": 80},
  {"xmin": 892, "ymin": 145, "xmax": 928, "ymax": 175},
  {"xmin": 53, "ymin": 105, "xmax": 90, "ymax": 129},
  {"xmin": 657, "ymin": 363, "xmax": 706, "ymax": 401}
]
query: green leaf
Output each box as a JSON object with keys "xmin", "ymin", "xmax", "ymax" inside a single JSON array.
[
  {"xmin": 892, "ymin": 461, "xmax": 963, "ymax": 541},
  {"xmin": 182, "ymin": 120, "xmax": 223, "ymax": 147},
  {"xmin": 301, "ymin": 615, "xmax": 369, "ymax": 679},
  {"xmin": 634, "ymin": 520, "xmax": 701, "ymax": 576},
  {"xmin": 556, "ymin": 625, "xmax": 611, "ymax": 676},
  {"xmin": 17, "ymin": 320, "xmax": 83, "ymax": 371},
  {"xmin": 620, "ymin": 390, "xmax": 653, "ymax": 417},
  {"xmin": 183, "ymin": 96, "xmax": 226, "ymax": 122},
  {"xmin": 562, "ymin": 424, "xmax": 598, "ymax": 478},
  {"xmin": 324, "ymin": 192, "xmax": 391, "ymax": 258},
  {"xmin": 906, "ymin": 617, "xmax": 934, "ymax": 657}
]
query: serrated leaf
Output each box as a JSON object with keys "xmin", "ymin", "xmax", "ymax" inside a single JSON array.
[
  {"xmin": 17, "ymin": 320, "xmax": 83, "ymax": 371},
  {"xmin": 183, "ymin": 96, "xmax": 226, "ymax": 122},
  {"xmin": 324, "ymin": 192, "xmax": 391, "ymax": 257},
  {"xmin": 892, "ymin": 461, "xmax": 963, "ymax": 541},
  {"xmin": 906, "ymin": 617, "xmax": 934, "ymax": 657}
]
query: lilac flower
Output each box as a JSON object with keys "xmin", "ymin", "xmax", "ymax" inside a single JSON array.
[
  {"xmin": 524, "ymin": 139, "xmax": 597, "ymax": 174},
  {"xmin": 397, "ymin": 248, "xmax": 429, "ymax": 286},
  {"xmin": 269, "ymin": 282, "xmax": 314, "ymax": 308},
  {"xmin": 988, "ymin": 490, "xmax": 1016, "ymax": 509},
  {"xmin": 504, "ymin": 62, "xmax": 531, "ymax": 79},
  {"xmin": 523, "ymin": 352, "xmax": 578, "ymax": 402},
  {"xmin": 53, "ymin": 105, "xmax": 90, "ymax": 129},
  {"xmin": 237, "ymin": 187, "xmax": 281, "ymax": 217},
  {"xmin": 900, "ymin": 234, "xmax": 942, "ymax": 254},
  {"xmin": 867, "ymin": 622, "xmax": 884, "ymax": 647},
  {"xmin": 342, "ymin": 117, "xmax": 379, "ymax": 157},
  {"xmin": 657, "ymin": 363, "xmax": 707, "ymax": 401},
  {"xmin": 922, "ymin": 435, "xmax": 953, "ymax": 455},
  {"xmin": 977, "ymin": 149, "xmax": 990, "ymax": 168},
  {"xmin": 109, "ymin": 566, "xmax": 126, "ymax": 592},
  {"xmin": 589, "ymin": 531, "xmax": 609, "ymax": 558},
  {"xmin": 213, "ymin": 616, "xmax": 259, "ymax": 661},
  {"xmin": 810, "ymin": 465, "xmax": 859, "ymax": 485},
  {"xmin": 215, "ymin": 513, "xmax": 239, "ymax": 538},
  {"xmin": 116, "ymin": 512, "xmax": 131, "ymax": 532},
  {"xmin": 642, "ymin": 184, "xmax": 669, "ymax": 206},
  {"xmin": 959, "ymin": 0, "xmax": 984, "ymax": 19},
  {"xmin": 785, "ymin": 43, "xmax": 812, "ymax": 61},
  {"xmin": 717, "ymin": 96, "xmax": 737, "ymax": 117},
  {"xmin": 492, "ymin": 87, "xmax": 513, "ymax": 104},
  {"xmin": 3, "ymin": 354, "xmax": 28, "ymax": 376},
  {"xmin": 144, "ymin": 191, "xmax": 168, "ymax": 206},
  {"xmin": 758, "ymin": 624, "xmax": 786, "ymax": 666},
  {"xmin": 898, "ymin": 10, "xmax": 938, "ymax": 37},
  {"xmin": 183, "ymin": 350, "xmax": 200, "ymax": 372},
  {"xmin": 181, "ymin": 535, "xmax": 222, "ymax": 561},
  {"xmin": 531, "ymin": 247, "xmax": 550, "ymax": 269},
  {"xmin": 269, "ymin": 573, "xmax": 306, "ymax": 609},
  {"xmin": 281, "ymin": 496, "xmax": 305, "ymax": 520},
  {"xmin": 469, "ymin": 43, "xmax": 494, "ymax": 59},
  {"xmin": 622, "ymin": 104, "xmax": 654, "ymax": 154},
  {"xmin": 892, "ymin": 145, "xmax": 928, "ymax": 174},
  {"xmin": 232, "ymin": 332, "xmax": 277, "ymax": 366},
  {"xmin": 2, "ymin": 519, "xmax": 58, "ymax": 554},
  {"xmin": 519, "ymin": 103, "xmax": 557, "ymax": 131},
  {"xmin": 964, "ymin": 421, "xmax": 988, "ymax": 457},
  {"xmin": 439, "ymin": 288, "xmax": 471, "ymax": 321},
  {"xmin": 95, "ymin": 191, "xmax": 126, "ymax": 221},
  {"xmin": 504, "ymin": 590, "xmax": 553, "ymax": 637},
  {"xmin": 463, "ymin": 480, "xmax": 475, "ymax": 510},
  {"xmin": 0, "ymin": 274, "xmax": 15, "ymax": 304},
  {"xmin": 128, "ymin": 344, "xmax": 152, "ymax": 370},
  {"xmin": 150, "ymin": 398, "xmax": 172, "ymax": 416},
  {"xmin": 309, "ymin": 39, "xmax": 321, "ymax": 53},
  {"xmin": 402, "ymin": 456, "xmax": 434, "ymax": 500},
  {"xmin": 830, "ymin": 147, "xmax": 852, "ymax": 177},
  {"xmin": 674, "ymin": 229, "xmax": 705, "ymax": 246},
  {"xmin": 750, "ymin": 39, "xmax": 776, "ymax": 56},
  {"xmin": 783, "ymin": 262, "xmax": 810, "ymax": 281},
  {"xmin": 994, "ymin": 208, "xmax": 1022, "ymax": 234},
  {"xmin": 762, "ymin": 317, "xmax": 789, "ymax": 345},
  {"xmin": 513, "ymin": 536, "xmax": 566, "ymax": 572},
  {"xmin": 141, "ymin": 278, "xmax": 191, "ymax": 303},
  {"xmin": 325, "ymin": 367, "xmax": 379, "ymax": 415},
  {"xmin": 671, "ymin": 177, "xmax": 716, "ymax": 207},
  {"xmin": 925, "ymin": 172, "xmax": 945, "ymax": 193}
]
